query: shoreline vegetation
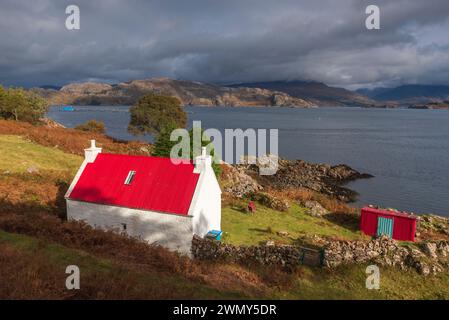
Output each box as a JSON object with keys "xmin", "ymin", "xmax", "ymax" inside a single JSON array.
[{"xmin": 1, "ymin": 117, "xmax": 449, "ymax": 299}]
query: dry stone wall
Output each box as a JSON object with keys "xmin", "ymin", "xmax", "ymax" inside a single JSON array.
[
  {"xmin": 193, "ymin": 235, "xmax": 449, "ymax": 276},
  {"xmin": 323, "ymin": 236, "xmax": 449, "ymax": 276},
  {"xmin": 191, "ymin": 236, "xmax": 322, "ymax": 271}
]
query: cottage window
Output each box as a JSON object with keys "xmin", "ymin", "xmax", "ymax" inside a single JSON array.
[{"xmin": 124, "ymin": 171, "xmax": 136, "ymax": 185}]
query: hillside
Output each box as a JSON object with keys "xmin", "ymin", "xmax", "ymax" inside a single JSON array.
[
  {"xmin": 2, "ymin": 119, "xmax": 449, "ymax": 299},
  {"xmin": 32, "ymin": 78, "xmax": 314, "ymax": 108},
  {"xmin": 228, "ymin": 81, "xmax": 376, "ymax": 107},
  {"xmin": 357, "ymin": 84, "xmax": 449, "ymax": 105}
]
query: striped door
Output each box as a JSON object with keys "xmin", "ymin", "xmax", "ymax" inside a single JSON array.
[{"xmin": 377, "ymin": 217, "xmax": 394, "ymax": 238}]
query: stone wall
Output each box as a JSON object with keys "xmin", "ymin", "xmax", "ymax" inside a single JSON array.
[
  {"xmin": 191, "ymin": 236, "xmax": 322, "ymax": 270},
  {"xmin": 193, "ymin": 236, "xmax": 449, "ymax": 276},
  {"xmin": 323, "ymin": 236, "xmax": 449, "ymax": 276}
]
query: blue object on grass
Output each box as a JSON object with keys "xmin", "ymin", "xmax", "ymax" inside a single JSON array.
[{"xmin": 205, "ymin": 230, "xmax": 223, "ymax": 241}]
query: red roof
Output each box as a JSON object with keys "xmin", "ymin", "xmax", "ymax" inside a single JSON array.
[
  {"xmin": 68, "ymin": 154, "xmax": 200, "ymax": 215},
  {"xmin": 361, "ymin": 207, "xmax": 418, "ymax": 219}
]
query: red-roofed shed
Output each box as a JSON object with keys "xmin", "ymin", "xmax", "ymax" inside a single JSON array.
[{"xmin": 360, "ymin": 207, "xmax": 418, "ymax": 242}]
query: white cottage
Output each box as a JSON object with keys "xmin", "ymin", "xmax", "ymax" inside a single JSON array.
[{"xmin": 65, "ymin": 140, "xmax": 221, "ymax": 255}]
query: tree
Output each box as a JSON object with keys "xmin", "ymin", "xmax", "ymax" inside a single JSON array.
[
  {"xmin": 128, "ymin": 93, "xmax": 186, "ymax": 136},
  {"xmin": 129, "ymin": 93, "xmax": 221, "ymax": 176},
  {"xmin": 0, "ymin": 87, "xmax": 49, "ymax": 123},
  {"xmin": 151, "ymin": 123, "xmax": 178, "ymax": 157},
  {"xmin": 75, "ymin": 120, "xmax": 106, "ymax": 134},
  {"xmin": 152, "ymin": 127, "xmax": 222, "ymax": 177}
]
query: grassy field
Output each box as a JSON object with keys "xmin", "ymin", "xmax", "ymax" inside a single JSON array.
[
  {"xmin": 279, "ymin": 264, "xmax": 449, "ymax": 300},
  {"xmin": 0, "ymin": 135, "xmax": 82, "ymax": 174},
  {"xmin": 222, "ymin": 202, "xmax": 368, "ymax": 246}
]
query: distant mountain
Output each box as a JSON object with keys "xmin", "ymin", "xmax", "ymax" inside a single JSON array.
[
  {"xmin": 228, "ymin": 81, "xmax": 376, "ymax": 107},
  {"xmin": 33, "ymin": 78, "xmax": 314, "ymax": 108},
  {"xmin": 355, "ymin": 87, "xmax": 390, "ymax": 99},
  {"xmin": 357, "ymin": 84, "xmax": 449, "ymax": 104}
]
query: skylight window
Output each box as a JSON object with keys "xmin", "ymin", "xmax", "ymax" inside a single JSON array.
[{"xmin": 124, "ymin": 170, "xmax": 136, "ymax": 185}]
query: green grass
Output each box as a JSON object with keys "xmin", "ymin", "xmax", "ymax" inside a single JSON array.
[
  {"xmin": 277, "ymin": 264, "xmax": 449, "ymax": 300},
  {"xmin": 222, "ymin": 202, "xmax": 367, "ymax": 246},
  {"xmin": 0, "ymin": 135, "xmax": 82, "ymax": 174}
]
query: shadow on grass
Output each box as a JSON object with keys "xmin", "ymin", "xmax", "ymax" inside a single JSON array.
[
  {"xmin": 323, "ymin": 212, "xmax": 360, "ymax": 233},
  {"xmin": 0, "ymin": 178, "xmax": 70, "ymax": 219},
  {"xmin": 0, "ymin": 198, "xmax": 50, "ymax": 215},
  {"xmin": 248, "ymin": 227, "xmax": 274, "ymax": 235}
]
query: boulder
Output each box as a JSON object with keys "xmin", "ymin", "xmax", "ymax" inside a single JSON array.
[
  {"xmin": 277, "ymin": 231, "xmax": 289, "ymax": 237},
  {"xmin": 27, "ymin": 166, "xmax": 39, "ymax": 174},
  {"xmin": 256, "ymin": 192, "xmax": 290, "ymax": 212},
  {"xmin": 302, "ymin": 200, "xmax": 329, "ymax": 217},
  {"xmin": 421, "ymin": 242, "xmax": 438, "ymax": 259},
  {"xmin": 265, "ymin": 240, "xmax": 275, "ymax": 246},
  {"xmin": 221, "ymin": 164, "xmax": 262, "ymax": 198}
]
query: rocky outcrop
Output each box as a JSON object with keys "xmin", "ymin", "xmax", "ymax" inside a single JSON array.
[
  {"xmin": 417, "ymin": 214, "xmax": 449, "ymax": 239},
  {"xmin": 323, "ymin": 236, "xmax": 449, "ymax": 276},
  {"xmin": 220, "ymin": 164, "xmax": 262, "ymax": 198},
  {"xmin": 60, "ymin": 82, "xmax": 113, "ymax": 94},
  {"xmin": 35, "ymin": 78, "xmax": 315, "ymax": 108},
  {"xmin": 228, "ymin": 80, "xmax": 376, "ymax": 107},
  {"xmin": 301, "ymin": 200, "xmax": 329, "ymax": 217},
  {"xmin": 254, "ymin": 192, "xmax": 290, "ymax": 212},
  {"xmin": 240, "ymin": 158, "xmax": 373, "ymax": 202},
  {"xmin": 270, "ymin": 93, "xmax": 309, "ymax": 107}
]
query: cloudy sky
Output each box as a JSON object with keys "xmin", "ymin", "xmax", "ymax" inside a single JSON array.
[{"xmin": 1, "ymin": 0, "xmax": 449, "ymax": 89}]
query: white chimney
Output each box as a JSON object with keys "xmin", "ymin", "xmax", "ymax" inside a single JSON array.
[
  {"xmin": 194, "ymin": 147, "xmax": 212, "ymax": 173},
  {"xmin": 84, "ymin": 140, "xmax": 102, "ymax": 163}
]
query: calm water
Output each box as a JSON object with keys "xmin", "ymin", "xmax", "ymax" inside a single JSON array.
[{"xmin": 47, "ymin": 105, "xmax": 449, "ymax": 216}]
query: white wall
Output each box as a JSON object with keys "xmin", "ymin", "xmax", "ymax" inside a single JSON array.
[
  {"xmin": 67, "ymin": 200, "xmax": 193, "ymax": 255},
  {"xmin": 189, "ymin": 166, "xmax": 222, "ymax": 237}
]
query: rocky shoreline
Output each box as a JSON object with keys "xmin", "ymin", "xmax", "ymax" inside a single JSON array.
[{"xmin": 223, "ymin": 157, "xmax": 373, "ymax": 202}]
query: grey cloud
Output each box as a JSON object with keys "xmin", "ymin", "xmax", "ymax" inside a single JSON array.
[{"xmin": 0, "ymin": 0, "xmax": 448, "ymax": 88}]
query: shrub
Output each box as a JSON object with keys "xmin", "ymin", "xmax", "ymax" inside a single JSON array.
[{"xmin": 75, "ymin": 120, "xmax": 106, "ymax": 134}]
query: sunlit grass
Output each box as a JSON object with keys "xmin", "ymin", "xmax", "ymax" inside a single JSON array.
[
  {"xmin": 222, "ymin": 202, "xmax": 367, "ymax": 246},
  {"xmin": 0, "ymin": 135, "xmax": 82, "ymax": 174}
]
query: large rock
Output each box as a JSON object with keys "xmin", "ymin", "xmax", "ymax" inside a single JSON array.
[
  {"xmin": 256, "ymin": 192, "xmax": 290, "ymax": 212},
  {"xmin": 421, "ymin": 242, "xmax": 438, "ymax": 259},
  {"xmin": 221, "ymin": 164, "xmax": 262, "ymax": 198},
  {"xmin": 302, "ymin": 200, "xmax": 329, "ymax": 217},
  {"xmin": 60, "ymin": 82, "xmax": 113, "ymax": 94}
]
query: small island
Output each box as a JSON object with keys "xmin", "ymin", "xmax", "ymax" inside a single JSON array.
[{"xmin": 409, "ymin": 101, "xmax": 449, "ymax": 110}]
